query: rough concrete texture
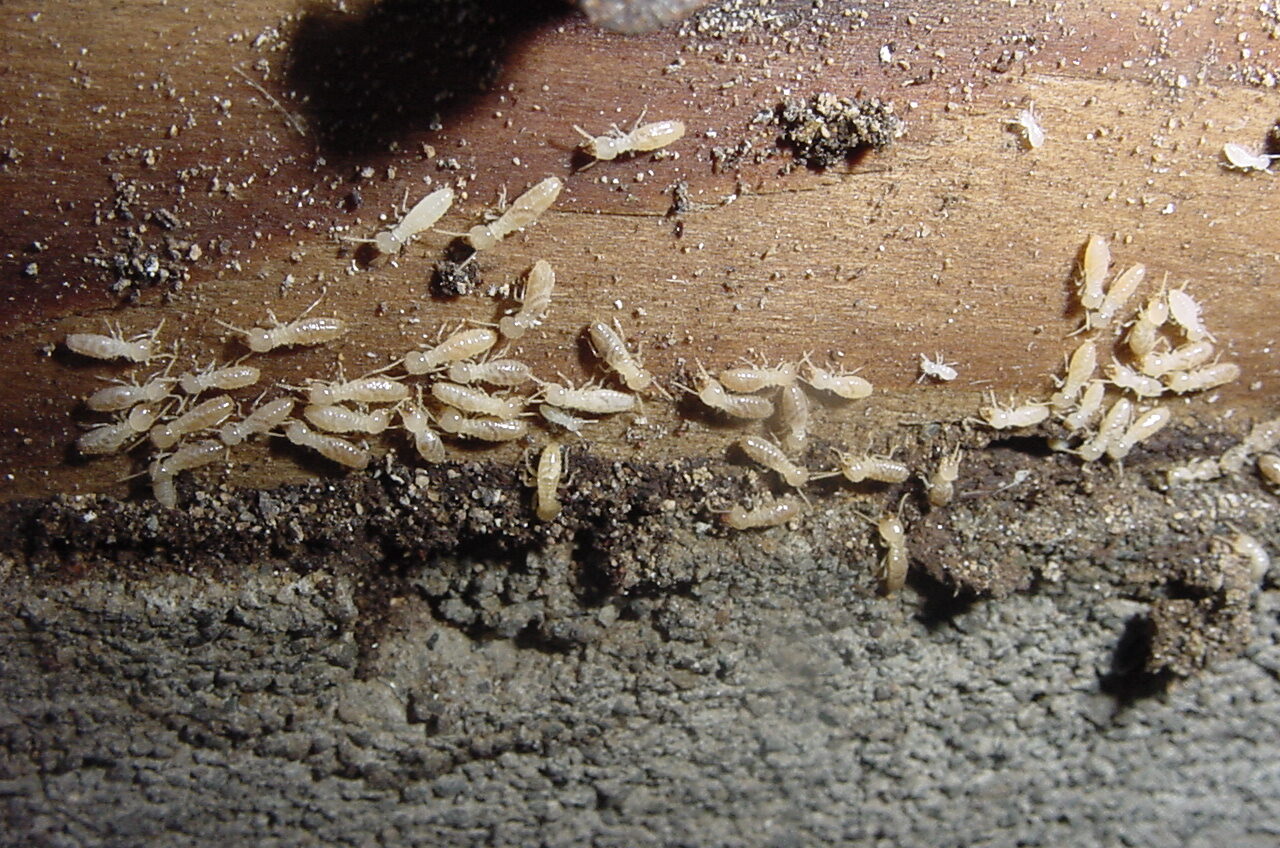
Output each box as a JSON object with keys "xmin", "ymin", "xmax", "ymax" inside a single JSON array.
[{"xmin": 3, "ymin": 433, "xmax": 1280, "ymax": 847}]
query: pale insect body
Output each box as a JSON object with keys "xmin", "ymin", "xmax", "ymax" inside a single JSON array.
[
  {"xmin": 719, "ymin": 359, "xmax": 798, "ymax": 393},
  {"xmin": 722, "ymin": 495, "xmax": 805, "ymax": 530},
  {"xmin": 574, "ymin": 117, "xmax": 685, "ymax": 161},
  {"xmin": 1077, "ymin": 397, "xmax": 1132, "ymax": 462},
  {"xmin": 738, "ymin": 435, "xmax": 808, "ymax": 488},
  {"xmin": 587, "ymin": 321, "xmax": 654, "ymax": 392},
  {"xmin": 1126, "ymin": 290, "xmax": 1169, "ymax": 359},
  {"xmin": 1010, "ymin": 105, "xmax": 1045, "ymax": 149},
  {"xmin": 303, "ymin": 404, "xmax": 391, "ymax": 435},
  {"xmin": 1050, "ymin": 341, "xmax": 1097, "ymax": 409},
  {"xmin": 1106, "ymin": 358, "xmax": 1164, "ymax": 398},
  {"xmin": 541, "ymin": 382, "xmax": 636, "ymax": 415},
  {"xmin": 926, "ymin": 448, "xmax": 963, "ymax": 507},
  {"xmin": 538, "ymin": 403, "xmax": 593, "ymax": 434},
  {"xmin": 980, "ymin": 396, "xmax": 1050, "ymax": 429},
  {"xmin": 465, "ymin": 177, "xmax": 562, "ymax": 251},
  {"xmin": 499, "ymin": 261, "xmax": 555, "ymax": 340},
  {"xmin": 1222, "ymin": 531, "xmax": 1271, "ymax": 583},
  {"xmin": 76, "ymin": 403, "xmax": 163, "ymax": 455},
  {"xmin": 432, "ymin": 382, "xmax": 525, "ymax": 420},
  {"xmin": 151, "ymin": 395, "xmax": 236, "ymax": 449},
  {"xmin": 1094, "ymin": 263, "xmax": 1145, "ymax": 326},
  {"xmin": 1079, "ymin": 234, "xmax": 1110, "ymax": 311},
  {"xmin": 64, "ymin": 322, "xmax": 163, "ymax": 363},
  {"xmin": 150, "ymin": 440, "xmax": 226, "ymax": 508},
  {"xmin": 86, "ymin": 373, "xmax": 173, "ymax": 412},
  {"xmin": 776, "ymin": 383, "xmax": 809, "ymax": 455},
  {"xmin": 834, "ymin": 449, "xmax": 911, "ymax": 485},
  {"xmin": 684, "ymin": 364, "xmax": 774, "ymax": 420},
  {"xmin": 285, "ymin": 421, "xmax": 370, "ymax": 469},
  {"xmin": 178, "ymin": 362, "xmax": 261, "ymax": 395},
  {"xmin": 1257, "ymin": 453, "xmax": 1280, "ymax": 487},
  {"xmin": 308, "ymin": 375, "xmax": 409, "ymax": 406},
  {"xmin": 1222, "ymin": 142, "xmax": 1276, "ymax": 172},
  {"xmin": 436, "ymin": 409, "xmax": 527, "ymax": 442},
  {"xmin": 801, "ymin": 355, "xmax": 873, "ymax": 400},
  {"xmin": 359, "ymin": 187, "xmax": 454, "ymax": 255},
  {"xmin": 1140, "ymin": 340, "xmax": 1214, "ymax": 378},
  {"xmin": 399, "ymin": 399, "xmax": 447, "ymax": 463},
  {"xmin": 1165, "ymin": 362, "xmax": 1240, "ymax": 394},
  {"xmin": 917, "ymin": 352, "xmax": 958, "ymax": 383},
  {"xmin": 1166, "ymin": 457, "xmax": 1222, "ymax": 486},
  {"xmin": 534, "ymin": 443, "xmax": 564, "ymax": 521},
  {"xmin": 873, "ymin": 509, "xmax": 909, "ymax": 594},
  {"xmin": 218, "ymin": 301, "xmax": 347, "ymax": 353},
  {"xmin": 447, "ymin": 359, "xmax": 533, "ymax": 387},
  {"xmin": 403, "ymin": 327, "xmax": 498, "ymax": 375},
  {"xmin": 1062, "ymin": 379, "xmax": 1106, "ymax": 432},
  {"xmin": 1109, "ymin": 406, "xmax": 1172, "ymax": 460},
  {"xmin": 220, "ymin": 397, "xmax": 294, "ymax": 446},
  {"xmin": 1166, "ymin": 286, "xmax": 1214, "ymax": 342}
]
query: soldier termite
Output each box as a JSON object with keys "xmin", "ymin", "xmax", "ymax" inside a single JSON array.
[
  {"xmin": 76, "ymin": 403, "xmax": 164, "ymax": 455},
  {"xmin": 1165, "ymin": 362, "xmax": 1240, "ymax": 394},
  {"xmin": 219, "ymin": 397, "xmax": 295, "ymax": 446},
  {"xmin": 1257, "ymin": 453, "xmax": 1280, "ymax": 487},
  {"xmin": 1079, "ymin": 234, "xmax": 1110, "ymax": 311},
  {"xmin": 776, "ymin": 383, "xmax": 809, "ymax": 455},
  {"xmin": 801, "ymin": 354, "xmax": 873, "ymax": 400},
  {"xmin": 925, "ymin": 447, "xmax": 963, "ymax": 507},
  {"xmin": 1108, "ymin": 406, "xmax": 1172, "ymax": 461},
  {"xmin": 573, "ymin": 115, "xmax": 686, "ymax": 161},
  {"xmin": 303, "ymin": 404, "xmax": 392, "ymax": 435},
  {"xmin": 587, "ymin": 320, "xmax": 657, "ymax": 393},
  {"xmin": 464, "ymin": 177, "xmax": 563, "ymax": 251},
  {"xmin": 720, "ymin": 495, "xmax": 805, "ymax": 530},
  {"xmin": 1094, "ymin": 263, "xmax": 1145, "ymax": 327},
  {"xmin": 1166, "ymin": 286, "xmax": 1215, "ymax": 342},
  {"xmin": 403, "ymin": 327, "xmax": 498, "ymax": 375},
  {"xmin": 447, "ymin": 359, "xmax": 533, "ymax": 387},
  {"xmin": 399, "ymin": 396, "xmax": 447, "ymax": 463},
  {"xmin": 307, "ymin": 374, "xmax": 409, "ymax": 406},
  {"xmin": 436, "ymin": 409, "xmax": 528, "ymax": 442},
  {"xmin": 738, "ymin": 435, "xmax": 809, "ymax": 488},
  {"xmin": 149, "ymin": 439, "xmax": 227, "ymax": 509},
  {"xmin": 1050, "ymin": 341, "xmax": 1097, "ymax": 409},
  {"xmin": 178, "ymin": 361, "xmax": 261, "ymax": 396},
  {"xmin": 831, "ymin": 449, "xmax": 911, "ymax": 485},
  {"xmin": 216, "ymin": 299, "xmax": 347, "ymax": 353},
  {"xmin": 679, "ymin": 364, "xmax": 774, "ymax": 420},
  {"xmin": 1062, "ymin": 380, "xmax": 1106, "ymax": 432},
  {"xmin": 499, "ymin": 260, "xmax": 555, "ymax": 340},
  {"xmin": 534, "ymin": 443, "xmax": 564, "ymax": 521},
  {"xmin": 65, "ymin": 320, "xmax": 164, "ymax": 363},
  {"xmin": 151, "ymin": 395, "xmax": 236, "ymax": 449},
  {"xmin": 1139, "ymin": 340, "xmax": 1214, "ymax": 378},
  {"xmin": 540, "ymin": 381, "xmax": 636, "ymax": 415},
  {"xmin": 1010, "ymin": 105, "xmax": 1045, "ymax": 149},
  {"xmin": 718, "ymin": 358, "xmax": 798, "ymax": 393},
  {"xmin": 1221, "ymin": 142, "xmax": 1276, "ymax": 172},
  {"xmin": 979, "ymin": 395, "xmax": 1050, "ymax": 429},
  {"xmin": 285, "ymin": 421, "xmax": 370, "ymax": 469},
  {"xmin": 431, "ymin": 382, "xmax": 525, "ymax": 420},
  {"xmin": 348, "ymin": 186, "xmax": 454, "ymax": 255},
  {"xmin": 1076, "ymin": 397, "xmax": 1133, "ymax": 462},
  {"xmin": 1106, "ymin": 358, "xmax": 1164, "ymax": 398},
  {"xmin": 917, "ymin": 352, "xmax": 957, "ymax": 383}
]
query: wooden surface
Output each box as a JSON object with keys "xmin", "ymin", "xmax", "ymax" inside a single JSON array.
[{"xmin": 1, "ymin": 0, "xmax": 1278, "ymax": 501}]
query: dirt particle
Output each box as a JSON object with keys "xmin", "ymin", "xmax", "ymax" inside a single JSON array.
[{"xmin": 774, "ymin": 92, "xmax": 905, "ymax": 169}]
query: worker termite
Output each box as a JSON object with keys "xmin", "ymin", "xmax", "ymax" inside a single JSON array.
[
  {"xmin": 1062, "ymin": 379, "xmax": 1106, "ymax": 432},
  {"xmin": 775, "ymin": 383, "xmax": 809, "ymax": 454},
  {"xmin": 216, "ymin": 299, "xmax": 347, "ymax": 353},
  {"xmin": 801, "ymin": 354, "xmax": 873, "ymax": 400},
  {"xmin": 149, "ymin": 439, "xmax": 227, "ymax": 509},
  {"xmin": 219, "ymin": 397, "xmax": 295, "ymax": 446},
  {"xmin": 1009, "ymin": 104, "xmax": 1045, "ymax": 149},
  {"xmin": 398, "ymin": 391, "xmax": 447, "ymax": 463},
  {"xmin": 720, "ymin": 495, "xmax": 805, "ymax": 530},
  {"xmin": 431, "ymin": 382, "xmax": 525, "ymax": 420},
  {"xmin": 1221, "ymin": 142, "xmax": 1276, "ymax": 172},
  {"xmin": 574, "ymin": 114, "xmax": 686, "ymax": 161},
  {"xmin": 284, "ymin": 420, "xmax": 370, "ymax": 469},
  {"xmin": 538, "ymin": 403, "xmax": 594, "ymax": 435},
  {"xmin": 1108, "ymin": 406, "xmax": 1172, "ymax": 461},
  {"xmin": 498, "ymin": 260, "xmax": 555, "ymax": 340},
  {"xmin": 1125, "ymin": 287, "xmax": 1170, "ymax": 359},
  {"xmin": 402, "ymin": 327, "xmax": 498, "ymax": 375},
  {"xmin": 1050, "ymin": 341, "xmax": 1097, "ymax": 409},
  {"xmin": 1164, "ymin": 362, "xmax": 1241, "ymax": 394},
  {"xmin": 76, "ymin": 403, "xmax": 164, "ymax": 455},
  {"xmin": 436, "ymin": 409, "xmax": 528, "ymax": 442},
  {"xmin": 303, "ymin": 404, "xmax": 392, "ymax": 435},
  {"xmin": 464, "ymin": 176, "xmax": 562, "ymax": 251},
  {"xmin": 1079, "ymin": 234, "xmax": 1110, "ymax": 311},
  {"xmin": 307, "ymin": 374, "xmax": 409, "ymax": 406},
  {"xmin": 347, "ymin": 186, "xmax": 454, "ymax": 255},
  {"xmin": 917, "ymin": 352, "xmax": 958, "ymax": 383},
  {"xmin": 832, "ymin": 448, "xmax": 911, "ymax": 484},
  {"xmin": 86, "ymin": 370, "xmax": 175, "ymax": 412},
  {"xmin": 1106, "ymin": 358, "xmax": 1164, "ymax": 398},
  {"xmin": 1218, "ymin": 530, "xmax": 1271, "ymax": 583},
  {"xmin": 738, "ymin": 435, "xmax": 809, "ymax": 488},
  {"xmin": 447, "ymin": 358, "xmax": 533, "ymax": 387},
  {"xmin": 718, "ymin": 358, "xmax": 798, "ymax": 393},
  {"xmin": 540, "ymin": 381, "xmax": 636, "ymax": 415},
  {"xmin": 587, "ymin": 320, "xmax": 658, "ymax": 393},
  {"xmin": 979, "ymin": 395, "xmax": 1050, "ymax": 430},
  {"xmin": 65, "ymin": 321, "xmax": 164, "ymax": 363},
  {"xmin": 151, "ymin": 395, "xmax": 236, "ymax": 449},
  {"xmin": 1166, "ymin": 285, "xmax": 1215, "ymax": 342},
  {"xmin": 1165, "ymin": 457, "xmax": 1222, "ymax": 486},
  {"xmin": 1076, "ymin": 397, "xmax": 1132, "ymax": 462},
  {"xmin": 862, "ymin": 501, "xmax": 909, "ymax": 594},
  {"xmin": 178, "ymin": 361, "xmax": 261, "ymax": 396},
  {"xmin": 925, "ymin": 447, "xmax": 963, "ymax": 507},
  {"xmin": 1257, "ymin": 453, "xmax": 1280, "ymax": 487},
  {"xmin": 1139, "ymin": 340, "xmax": 1214, "ymax": 378},
  {"xmin": 679, "ymin": 364, "xmax": 774, "ymax": 420},
  {"xmin": 533, "ymin": 443, "xmax": 564, "ymax": 521},
  {"xmin": 1094, "ymin": 262, "xmax": 1145, "ymax": 327}
]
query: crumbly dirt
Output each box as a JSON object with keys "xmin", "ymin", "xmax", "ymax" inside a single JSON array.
[{"xmin": 773, "ymin": 93, "xmax": 906, "ymax": 169}]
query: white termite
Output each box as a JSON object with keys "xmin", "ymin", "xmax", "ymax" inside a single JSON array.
[
  {"xmin": 1140, "ymin": 340, "xmax": 1214, "ymax": 378},
  {"xmin": 65, "ymin": 321, "xmax": 163, "ymax": 363},
  {"xmin": 681, "ymin": 363, "xmax": 774, "ymax": 420},
  {"xmin": 718, "ymin": 359, "xmax": 798, "ymax": 393},
  {"xmin": 1106, "ymin": 358, "xmax": 1165, "ymax": 398},
  {"xmin": 534, "ymin": 443, "xmax": 564, "ymax": 521},
  {"xmin": 151, "ymin": 395, "xmax": 236, "ymax": 449},
  {"xmin": 1109, "ymin": 406, "xmax": 1172, "ymax": 461},
  {"xmin": 303, "ymin": 404, "xmax": 391, "ymax": 435},
  {"xmin": 1221, "ymin": 142, "xmax": 1276, "ymax": 173},
  {"xmin": 402, "ymin": 327, "xmax": 498, "ymax": 375},
  {"xmin": 1257, "ymin": 453, "xmax": 1280, "ymax": 487},
  {"xmin": 1166, "ymin": 457, "xmax": 1222, "ymax": 486},
  {"xmin": 871, "ymin": 506, "xmax": 909, "ymax": 594},
  {"xmin": 721, "ymin": 495, "xmax": 805, "ymax": 530},
  {"xmin": 1219, "ymin": 418, "xmax": 1280, "ymax": 475},
  {"xmin": 801, "ymin": 355, "xmax": 873, "ymax": 400},
  {"xmin": 308, "ymin": 374, "xmax": 409, "ymax": 406},
  {"xmin": 738, "ymin": 435, "xmax": 809, "ymax": 488},
  {"xmin": 587, "ymin": 320, "xmax": 655, "ymax": 392},
  {"xmin": 447, "ymin": 358, "xmax": 533, "ymax": 387},
  {"xmin": 1222, "ymin": 531, "xmax": 1271, "ymax": 583},
  {"xmin": 351, "ymin": 186, "xmax": 454, "ymax": 255},
  {"xmin": 926, "ymin": 447, "xmax": 963, "ymax": 507},
  {"xmin": 76, "ymin": 403, "xmax": 163, "ymax": 455},
  {"xmin": 541, "ymin": 382, "xmax": 636, "ymax": 415},
  {"xmin": 86, "ymin": 372, "xmax": 174, "ymax": 412},
  {"xmin": 1125, "ymin": 289, "xmax": 1170, "ymax": 359},
  {"xmin": 917, "ymin": 352, "xmax": 958, "ymax": 383},
  {"xmin": 833, "ymin": 449, "xmax": 911, "ymax": 484},
  {"xmin": 1166, "ymin": 286, "xmax": 1215, "ymax": 342},
  {"xmin": 1079, "ymin": 234, "xmax": 1110, "ymax": 311},
  {"xmin": 150, "ymin": 440, "xmax": 226, "ymax": 508},
  {"xmin": 1077, "ymin": 397, "xmax": 1133, "ymax": 462},
  {"xmin": 217, "ymin": 300, "xmax": 346, "ymax": 353},
  {"xmin": 574, "ymin": 116, "xmax": 685, "ymax": 161},
  {"xmin": 1094, "ymin": 262, "xmax": 1145, "ymax": 327},
  {"xmin": 219, "ymin": 397, "xmax": 295, "ymax": 446},
  {"xmin": 1010, "ymin": 105, "xmax": 1045, "ymax": 149},
  {"xmin": 1165, "ymin": 362, "xmax": 1240, "ymax": 394},
  {"xmin": 776, "ymin": 383, "xmax": 809, "ymax": 455},
  {"xmin": 465, "ymin": 177, "xmax": 562, "ymax": 251},
  {"xmin": 979, "ymin": 396, "xmax": 1050, "ymax": 430},
  {"xmin": 499, "ymin": 260, "xmax": 555, "ymax": 340},
  {"xmin": 538, "ymin": 403, "xmax": 593, "ymax": 435},
  {"xmin": 178, "ymin": 361, "xmax": 261, "ymax": 396},
  {"xmin": 1050, "ymin": 341, "xmax": 1097, "ymax": 409},
  {"xmin": 1062, "ymin": 380, "xmax": 1107, "ymax": 433},
  {"xmin": 431, "ymin": 382, "xmax": 525, "ymax": 420},
  {"xmin": 284, "ymin": 420, "xmax": 370, "ymax": 469},
  {"xmin": 399, "ymin": 398, "xmax": 447, "ymax": 463},
  {"xmin": 436, "ymin": 409, "xmax": 527, "ymax": 442}
]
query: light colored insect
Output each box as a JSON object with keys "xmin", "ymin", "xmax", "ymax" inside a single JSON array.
[
  {"xmin": 86, "ymin": 372, "xmax": 174, "ymax": 412},
  {"xmin": 447, "ymin": 358, "xmax": 533, "ymax": 387},
  {"xmin": 534, "ymin": 443, "xmax": 564, "ymax": 521},
  {"xmin": 721, "ymin": 495, "xmax": 805, "ymax": 530},
  {"xmin": 1108, "ymin": 406, "xmax": 1172, "ymax": 461},
  {"xmin": 1219, "ymin": 418, "xmax": 1280, "ymax": 474},
  {"xmin": 219, "ymin": 397, "xmax": 295, "ymax": 446},
  {"xmin": 1079, "ymin": 234, "xmax": 1110, "ymax": 311},
  {"xmin": 681, "ymin": 364, "xmax": 774, "ymax": 420},
  {"xmin": 801, "ymin": 355, "xmax": 873, "ymax": 400},
  {"xmin": 76, "ymin": 403, "xmax": 164, "ymax": 455},
  {"xmin": 718, "ymin": 359, "xmax": 798, "ymax": 393},
  {"xmin": 833, "ymin": 449, "xmax": 911, "ymax": 484},
  {"xmin": 178, "ymin": 362, "xmax": 261, "ymax": 395},
  {"xmin": 1165, "ymin": 457, "xmax": 1222, "ymax": 486},
  {"xmin": 926, "ymin": 447, "xmax": 963, "ymax": 507},
  {"xmin": 871, "ymin": 506, "xmax": 909, "ymax": 594},
  {"xmin": 587, "ymin": 321, "xmax": 655, "ymax": 392},
  {"xmin": 150, "ymin": 439, "xmax": 226, "ymax": 508},
  {"xmin": 1164, "ymin": 362, "xmax": 1240, "ymax": 394},
  {"xmin": 399, "ymin": 397, "xmax": 447, "ymax": 463},
  {"xmin": 1050, "ymin": 341, "xmax": 1097, "ymax": 409},
  {"xmin": 574, "ymin": 116, "xmax": 685, "ymax": 161},
  {"xmin": 432, "ymin": 382, "xmax": 525, "ymax": 420},
  {"xmin": 284, "ymin": 421, "xmax": 370, "ymax": 469},
  {"xmin": 499, "ymin": 260, "xmax": 556, "ymax": 340},
  {"xmin": 1125, "ymin": 289, "xmax": 1169, "ymax": 359},
  {"xmin": 538, "ymin": 403, "xmax": 593, "ymax": 435},
  {"xmin": 402, "ymin": 327, "xmax": 498, "ymax": 375},
  {"xmin": 436, "ymin": 409, "xmax": 527, "ymax": 442},
  {"xmin": 917, "ymin": 352, "xmax": 958, "ymax": 383},
  {"xmin": 217, "ymin": 300, "xmax": 346, "ymax": 353},
  {"xmin": 1077, "ymin": 397, "xmax": 1133, "ymax": 462},
  {"xmin": 351, "ymin": 186, "xmax": 454, "ymax": 255},
  {"xmin": 1094, "ymin": 262, "xmax": 1145, "ymax": 327},
  {"xmin": 1222, "ymin": 530, "xmax": 1271, "ymax": 583},
  {"xmin": 541, "ymin": 381, "xmax": 636, "ymax": 415},
  {"xmin": 1106, "ymin": 358, "xmax": 1164, "ymax": 398},
  {"xmin": 738, "ymin": 435, "xmax": 808, "ymax": 488},
  {"xmin": 776, "ymin": 383, "xmax": 809, "ymax": 455},
  {"xmin": 1139, "ymin": 340, "xmax": 1214, "ymax": 378},
  {"xmin": 1221, "ymin": 142, "xmax": 1276, "ymax": 173},
  {"xmin": 65, "ymin": 321, "xmax": 163, "ymax": 363},
  {"xmin": 1010, "ymin": 105, "xmax": 1045, "ymax": 149},
  {"xmin": 979, "ymin": 396, "xmax": 1050, "ymax": 429},
  {"xmin": 465, "ymin": 177, "xmax": 562, "ymax": 251},
  {"xmin": 1259, "ymin": 453, "xmax": 1280, "ymax": 487},
  {"xmin": 151, "ymin": 395, "xmax": 236, "ymax": 449},
  {"xmin": 1166, "ymin": 286, "xmax": 1215, "ymax": 342},
  {"xmin": 307, "ymin": 374, "xmax": 408, "ymax": 406},
  {"xmin": 303, "ymin": 404, "xmax": 391, "ymax": 435},
  {"xmin": 1062, "ymin": 379, "xmax": 1107, "ymax": 432}
]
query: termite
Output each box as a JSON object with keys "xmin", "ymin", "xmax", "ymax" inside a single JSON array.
[
  {"xmin": 587, "ymin": 320, "xmax": 656, "ymax": 392},
  {"xmin": 801, "ymin": 354, "xmax": 873, "ymax": 400},
  {"xmin": 538, "ymin": 403, "xmax": 593, "ymax": 435},
  {"xmin": 1164, "ymin": 362, "xmax": 1240, "ymax": 394},
  {"xmin": 1076, "ymin": 397, "xmax": 1132, "ymax": 462},
  {"xmin": 465, "ymin": 177, "xmax": 562, "ymax": 251},
  {"xmin": 1010, "ymin": 105, "xmax": 1045, "ymax": 149},
  {"xmin": 307, "ymin": 374, "xmax": 409, "ymax": 406},
  {"xmin": 738, "ymin": 435, "xmax": 808, "ymax": 488},
  {"xmin": 832, "ymin": 449, "xmax": 911, "ymax": 484},
  {"xmin": 1220, "ymin": 530, "xmax": 1271, "ymax": 583},
  {"xmin": 216, "ymin": 299, "xmax": 346, "ymax": 353},
  {"xmin": 436, "ymin": 409, "xmax": 527, "ymax": 442},
  {"xmin": 1166, "ymin": 457, "xmax": 1222, "ymax": 486},
  {"xmin": 574, "ymin": 115, "xmax": 686, "ymax": 161},
  {"xmin": 1050, "ymin": 341, "xmax": 1097, "ymax": 409},
  {"xmin": 348, "ymin": 186, "xmax": 454, "ymax": 255},
  {"xmin": 65, "ymin": 321, "xmax": 164, "ymax": 363},
  {"xmin": 150, "ymin": 440, "xmax": 226, "ymax": 508},
  {"xmin": 541, "ymin": 381, "xmax": 636, "ymax": 415},
  {"xmin": 917, "ymin": 352, "xmax": 958, "ymax": 383},
  {"xmin": 86, "ymin": 371, "xmax": 175, "ymax": 412},
  {"xmin": 1094, "ymin": 263, "xmax": 1145, "ymax": 327},
  {"xmin": 402, "ymin": 327, "xmax": 498, "ymax": 375},
  {"xmin": 1062, "ymin": 379, "xmax": 1107, "ymax": 432},
  {"xmin": 776, "ymin": 382, "xmax": 809, "ymax": 454},
  {"xmin": 680, "ymin": 363, "xmax": 774, "ymax": 419},
  {"xmin": 219, "ymin": 397, "xmax": 295, "ymax": 446},
  {"xmin": 925, "ymin": 447, "xmax": 963, "ymax": 507},
  {"xmin": 431, "ymin": 382, "xmax": 525, "ymax": 420},
  {"xmin": 870, "ymin": 504, "xmax": 909, "ymax": 594},
  {"xmin": 979, "ymin": 395, "xmax": 1050, "ymax": 430},
  {"xmin": 1106, "ymin": 358, "xmax": 1164, "ymax": 398},
  {"xmin": 1166, "ymin": 285, "xmax": 1215, "ymax": 342},
  {"xmin": 447, "ymin": 358, "xmax": 533, "ymax": 387},
  {"xmin": 399, "ymin": 394, "xmax": 447, "ymax": 463},
  {"xmin": 303, "ymin": 404, "xmax": 391, "ymax": 435},
  {"xmin": 76, "ymin": 403, "xmax": 164, "ymax": 455},
  {"xmin": 284, "ymin": 421, "xmax": 370, "ymax": 469},
  {"xmin": 1125, "ymin": 287, "xmax": 1169, "ymax": 359},
  {"xmin": 178, "ymin": 361, "xmax": 261, "ymax": 396},
  {"xmin": 1219, "ymin": 418, "xmax": 1280, "ymax": 474},
  {"xmin": 499, "ymin": 260, "xmax": 555, "ymax": 340},
  {"xmin": 1079, "ymin": 234, "xmax": 1110, "ymax": 311},
  {"xmin": 720, "ymin": 495, "xmax": 805, "ymax": 530},
  {"xmin": 1257, "ymin": 453, "xmax": 1280, "ymax": 487},
  {"xmin": 718, "ymin": 358, "xmax": 798, "ymax": 393},
  {"xmin": 1139, "ymin": 340, "xmax": 1214, "ymax": 378},
  {"xmin": 1221, "ymin": 142, "xmax": 1276, "ymax": 172},
  {"xmin": 533, "ymin": 443, "xmax": 564, "ymax": 521},
  {"xmin": 1108, "ymin": 406, "xmax": 1172, "ymax": 461},
  {"xmin": 151, "ymin": 395, "xmax": 236, "ymax": 449}
]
